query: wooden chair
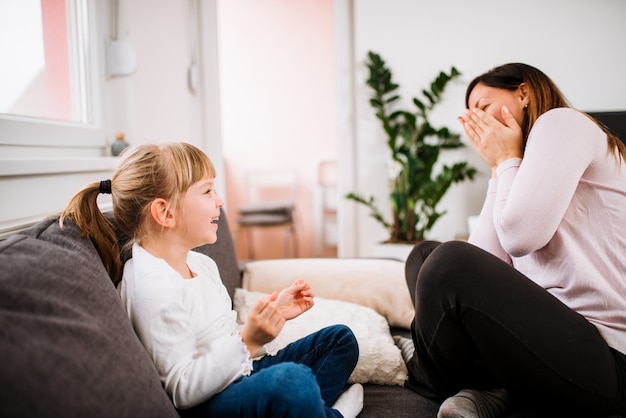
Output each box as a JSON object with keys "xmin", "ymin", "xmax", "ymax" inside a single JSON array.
[{"xmin": 236, "ymin": 170, "xmax": 298, "ymax": 259}]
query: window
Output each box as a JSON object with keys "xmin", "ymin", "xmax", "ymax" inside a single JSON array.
[
  {"xmin": 0, "ymin": 0, "xmax": 103, "ymax": 154},
  {"xmin": 0, "ymin": 0, "xmax": 111, "ymax": 238}
]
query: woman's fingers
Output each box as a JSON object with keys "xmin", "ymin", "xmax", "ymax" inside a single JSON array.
[
  {"xmin": 459, "ymin": 109, "xmax": 500, "ymax": 169},
  {"xmin": 459, "ymin": 115, "xmax": 481, "ymax": 149},
  {"xmin": 463, "ymin": 110, "xmax": 480, "ymax": 132}
]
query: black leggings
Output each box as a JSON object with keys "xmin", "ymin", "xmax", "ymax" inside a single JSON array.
[{"xmin": 404, "ymin": 240, "xmax": 626, "ymax": 416}]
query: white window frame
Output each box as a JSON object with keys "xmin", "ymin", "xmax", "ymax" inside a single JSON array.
[
  {"xmin": 0, "ymin": 0, "xmax": 115, "ymax": 238},
  {"xmin": 0, "ymin": 0, "xmax": 105, "ymax": 155}
]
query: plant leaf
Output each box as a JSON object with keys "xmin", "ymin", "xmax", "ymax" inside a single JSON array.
[{"xmin": 348, "ymin": 52, "xmax": 475, "ymax": 242}]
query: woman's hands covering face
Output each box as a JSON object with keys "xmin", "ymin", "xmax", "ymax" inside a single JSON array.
[{"xmin": 458, "ymin": 106, "xmax": 524, "ymax": 174}]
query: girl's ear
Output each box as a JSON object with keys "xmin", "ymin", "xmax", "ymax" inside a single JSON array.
[{"xmin": 150, "ymin": 198, "xmax": 175, "ymax": 228}]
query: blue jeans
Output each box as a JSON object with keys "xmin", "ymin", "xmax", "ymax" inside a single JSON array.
[{"xmin": 178, "ymin": 324, "xmax": 359, "ymax": 418}]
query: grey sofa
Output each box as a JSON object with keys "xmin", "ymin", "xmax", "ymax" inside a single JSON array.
[
  {"xmin": 0, "ymin": 210, "xmax": 440, "ymax": 417},
  {"xmin": 6, "ymin": 210, "xmax": 612, "ymax": 417}
]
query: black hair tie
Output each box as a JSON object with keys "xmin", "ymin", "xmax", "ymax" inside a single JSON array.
[{"xmin": 99, "ymin": 180, "xmax": 112, "ymax": 194}]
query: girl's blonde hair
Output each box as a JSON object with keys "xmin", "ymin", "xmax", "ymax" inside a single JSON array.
[
  {"xmin": 59, "ymin": 142, "xmax": 216, "ymax": 284},
  {"xmin": 465, "ymin": 63, "xmax": 626, "ymax": 162}
]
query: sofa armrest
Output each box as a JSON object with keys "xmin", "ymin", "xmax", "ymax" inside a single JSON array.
[{"xmin": 242, "ymin": 258, "xmax": 414, "ymax": 329}]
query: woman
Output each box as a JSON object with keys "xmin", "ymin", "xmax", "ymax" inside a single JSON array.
[{"xmin": 403, "ymin": 63, "xmax": 626, "ymax": 417}]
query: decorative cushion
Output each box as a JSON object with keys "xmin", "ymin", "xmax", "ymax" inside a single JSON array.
[
  {"xmin": 0, "ymin": 217, "xmax": 178, "ymax": 418},
  {"xmin": 242, "ymin": 258, "xmax": 414, "ymax": 329},
  {"xmin": 233, "ymin": 288, "xmax": 408, "ymax": 386}
]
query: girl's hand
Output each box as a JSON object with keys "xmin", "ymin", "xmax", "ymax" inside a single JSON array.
[
  {"xmin": 275, "ymin": 279, "xmax": 315, "ymax": 320},
  {"xmin": 240, "ymin": 292, "xmax": 285, "ymax": 357},
  {"xmin": 458, "ymin": 106, "xmax": 524, "ymax": 173}
]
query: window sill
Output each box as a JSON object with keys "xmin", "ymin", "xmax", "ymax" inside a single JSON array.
[
  {"xmin": 0, "ymin": 157, "xmax": 118, "ymax": 177},
  {"xmin": 0, "ymin": 157, "xmax": 118, "ymax": 239}
]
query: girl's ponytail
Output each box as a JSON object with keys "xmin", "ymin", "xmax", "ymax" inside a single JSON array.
[{"xmin": 59, "ymin": 181, "xmax": 121, "ymax": 285}]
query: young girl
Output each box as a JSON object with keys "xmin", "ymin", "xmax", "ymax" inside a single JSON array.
[
  {"xmin": 60, "ymin": 142, "xmax": 363, "ymax": 418},
  {"xmin": 403, "ymin": 63, "xmax": 626, "ymax": 417}
]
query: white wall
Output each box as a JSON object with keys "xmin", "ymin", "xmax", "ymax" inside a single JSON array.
[
  {"xmin": 4, "ymin": 0, "xmax": 626, "ymax": 254},
  {"xmin": 109, "ymin": 0, "xmax": 224, "ymax": 190},
  {"xmin": 337, "ymin": 0, "xmax": 626, "ymax": 256}
]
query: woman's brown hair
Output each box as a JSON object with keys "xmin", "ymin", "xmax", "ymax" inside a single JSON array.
[
  {"xmin": 59, "ymin": 142, "xmax": 216, "ymax": 285},
  {"xmin": 465, "ymin": 63, "xmax": 625, "ymax": 161}
]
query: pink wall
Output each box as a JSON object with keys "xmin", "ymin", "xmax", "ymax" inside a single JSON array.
[{"xmin": 217, "ymin": 0, "xmax": 336, "ymax": 260}]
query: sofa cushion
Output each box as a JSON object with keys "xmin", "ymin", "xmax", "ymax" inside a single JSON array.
[
  {"xmin": 0, "ymin": 217, "xmax": 178, "ymax": 418},
  {"xmin": 234, "ymin": 288, "xmax": 408, "ymax": 386},
  {"xmin": 242, "ymin": 258, "xmax": 414, "ymax": 328}
]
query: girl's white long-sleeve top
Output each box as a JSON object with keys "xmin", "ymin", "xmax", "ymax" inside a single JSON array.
[
  {"xmin": 469, "ymin": 108, "xmax": 626, "ymax": 353},
  {"xmin": 118, "ymin": 243, "xmax": 253, "ymax": 410}
]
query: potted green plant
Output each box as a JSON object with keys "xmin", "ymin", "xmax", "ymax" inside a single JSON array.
[{"xmin": 346, "ymin": 51, "xmax": 477, "ymax": 243}]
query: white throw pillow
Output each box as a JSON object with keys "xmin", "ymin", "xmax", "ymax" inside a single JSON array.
[
  {"xmin": 242, "ymin": 258, "xmax": 414, "ymax": 329},
  {"xmin": 233, "ymin": 288, "xmax": 408, "ymax": 386}
]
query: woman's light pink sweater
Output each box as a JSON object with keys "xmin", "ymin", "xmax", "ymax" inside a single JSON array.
[{"xmin": 469, "ymin": 108, "xmax": 626, "ymax": 352}]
